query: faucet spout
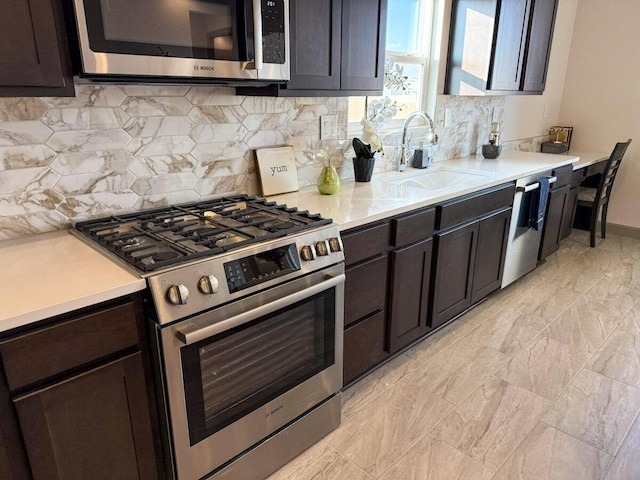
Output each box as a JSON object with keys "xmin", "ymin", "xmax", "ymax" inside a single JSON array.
[{"xmin": 400, "ymin": 111, "xmax": 438, "ymax": 171}]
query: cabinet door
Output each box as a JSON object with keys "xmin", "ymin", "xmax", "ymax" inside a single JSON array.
[
  {"xmin": 14, "ymin": 353, "xmax": 158, "ymax": 480},
  {"xmin": 561, "ymin": 186, "xmax": 579, "ymax": 240},
  {"xmin": 431, "ymin": 221, "xmax": 478, "ymax": 329},
  {"xmin": 0, "ymin": 381, "xmax": 30, "ymax": 480},
  {"xmin": 522, "ymin": 0, "xmax": 558, "ymax": 92},
  {"xmin": 472, "ymin": 208, "xmax": 511, "ymax": 304},
  {"xmin": 539, "ymin": 184, "xmax": 570, "ymax": 260},
  {"xmin": 488, "ymin": 0, "xmax": 530, "ymax": 91},
  {"xmin": 388, "ymin": 238, "xmax": 433, "ymax": 353},
  {"xmin": 288, "ymin": 0, "xmax": 342, "ymax": 90},
  {"xmin": 0, "ymin": 0, "xmax": 74, "ymax": 97},
  {"xmin": 340, "ymin": 0, "xmax": 388, "ymax": 91}
]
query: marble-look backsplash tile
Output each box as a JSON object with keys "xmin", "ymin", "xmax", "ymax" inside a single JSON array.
[{"xmin": 0, "ymin": 86, "xmax": 543, "ymax": 239}]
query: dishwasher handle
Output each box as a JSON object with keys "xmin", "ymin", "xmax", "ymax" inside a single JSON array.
[{"xmin": 516, "ymin": 175, "xmax": 557, "ymax": 193}]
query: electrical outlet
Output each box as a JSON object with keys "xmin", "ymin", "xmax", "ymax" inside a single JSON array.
[
  {"xmin": 320, "ymin": 115, "xmax": 338, "ymax": 140},
  {"xmin": 444, "ymin": 108, "xmax": 452, "ymax": 127}
]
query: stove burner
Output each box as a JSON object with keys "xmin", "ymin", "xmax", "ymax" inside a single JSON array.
[
  {"xmin": 113, "ymin": 237, "xmax": 145, "ymax": 249},
  {"xmin": 152, "ymin": 251, "xmax": 180, "ymax": 262}
]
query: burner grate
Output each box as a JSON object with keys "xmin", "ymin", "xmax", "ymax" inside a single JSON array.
[{"xmin": 74, "ymin": 195, "xmax": 332, "ymax": 272}]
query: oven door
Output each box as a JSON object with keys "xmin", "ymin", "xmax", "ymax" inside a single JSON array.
[
  {"xmin": 71, "ymin": 0, "xmax": 289, "ymax": 81},
  {"xmin": 159, "ymin": 264, "xmax": 344, "ymax": 480}
]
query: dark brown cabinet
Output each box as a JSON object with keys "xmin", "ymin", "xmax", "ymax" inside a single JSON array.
[
  {"xmin": 342, "ymin": 222, "xmax": 390, "ymax": 385},
  {"xmin": 432, "ymin": 221, "xmax": 478, "ymax": 328},
  {"xmin": 431, "ymin": 184, "xmax": 514, "ymax": 328},
  {"xmin": 539, "ymin": 164, "xmax": 573, "ymax": 260},
  {"xmin": 240, "ymin": 0, "xmax": 388, "ymax": 96},
  {"xmin": 387, "ymin": 208, "xmax": 435, "ymax": 353},
  {"xmin": 0, "ymin": 295, "xmax": 160, "ymax": 480},
  {"xmin": 446, "ymin": 0, "xmax": 558, "ymax": 94},
  {"xmin": 0, "ymin": 0, "xmax": 74, "ymax": 97}
]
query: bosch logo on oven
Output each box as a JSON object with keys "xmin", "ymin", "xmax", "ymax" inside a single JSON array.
[{"xmin": 265, "ymin": 405, "xmax": 283, "ymax": 418}]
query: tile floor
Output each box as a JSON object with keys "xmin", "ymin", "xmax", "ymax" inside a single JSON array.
[{"xmin": 268, "ymin": 230, "xmax": 640, "ymax": 479}]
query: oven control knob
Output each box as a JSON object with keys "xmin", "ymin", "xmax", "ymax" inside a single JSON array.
[
  {"xmin": 328, "ymin": 237, "xmax": 342, "ymax": 252},
  {"xmin": 198, "ymin": 275, "xmax": 219, "ymax": 295},
  {"xmin": 315, "ymin": 241, "xmax": 329, "ymax": 256},
  {"xmin": 300, "ymin": 245, "xmax": 315, "ymax": 261},
  {"xmin": 167, "ymin": 284, "xmax": 189, "ymax": 305}
]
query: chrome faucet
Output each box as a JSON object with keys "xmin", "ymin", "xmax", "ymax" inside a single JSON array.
[{"xmin": 400, "ymin": 111, "xmax": 438, "ymax": 171}]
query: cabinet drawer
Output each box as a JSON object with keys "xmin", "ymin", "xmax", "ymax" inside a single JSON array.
[
  {"xmin": 551, "ymin": 164, "xmax": 573, "ymax": 188},
  {"xmin": 436, "ymin": 183, "xmax": 515, "ymax": 230},
  {"xmin": 343, "ymin": 311, "xmax": 388, "ymax": 385},
  {"xmin": 391, "ymin": 207, "xmax": 435, "ymax": 247},
  {"xmin": 0, "ymin": 301, "xmax": 140, "ymax": 392},
  {"xmin": 342, "ymin": 222, "xmax": 390, "ymax": 266},
  {"xmin": 571, "ymin": 168, "xmax": 586, "ymax": 187},
  {"xmin": 345, "ymin": 255, "xmax": 387, "ymax": 328}
]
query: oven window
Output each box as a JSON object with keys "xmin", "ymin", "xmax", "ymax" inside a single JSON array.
[
  {"xmin": 83, "ymin": 0, "xmax": 252, "ymax": 61},
  {"xmin": 180, "ymin": 289, "xmax": 335, "ymax": 445}
]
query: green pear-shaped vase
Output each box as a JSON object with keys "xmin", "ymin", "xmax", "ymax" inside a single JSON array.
[{"xmin": 317, "ymin": 165, "xmax": 341, "ymax": 195}]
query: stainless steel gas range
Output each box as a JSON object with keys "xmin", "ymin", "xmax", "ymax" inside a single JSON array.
[{"xmin": 72, "ymin": 195, "xmax": 345, "ymax": 480}]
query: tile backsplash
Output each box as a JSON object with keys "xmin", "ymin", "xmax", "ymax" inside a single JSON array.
[{"xmin": 0, "ymin": 86, "xmax": 545, "ymax": 239}]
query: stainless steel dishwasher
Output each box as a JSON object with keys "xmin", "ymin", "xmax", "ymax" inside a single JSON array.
[{"xmin": 501, "ymin": 170, "xmax": 557, "ymax": 287}]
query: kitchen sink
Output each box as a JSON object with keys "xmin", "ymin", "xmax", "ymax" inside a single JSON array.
[{"xmin": 383, "ymin": 167, "xmax": 492, "ymax": 191}]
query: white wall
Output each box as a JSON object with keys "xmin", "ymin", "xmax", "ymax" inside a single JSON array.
[
  {"xmin": 559, "ymin": 0, "xmax": 640, "ymax": 228},
  {"xmin": 501, "ymin": 0, "xmax": 579, "ymax": 142}
]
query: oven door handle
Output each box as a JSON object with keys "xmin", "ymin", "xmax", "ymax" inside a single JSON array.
[{"xmin": 175, "ymin": 273, "xmax": 346, "ymax": 345}]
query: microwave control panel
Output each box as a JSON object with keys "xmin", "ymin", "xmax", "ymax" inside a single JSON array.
[{"xmin": 262, "ymin": 0, "xmax": 286, "ymax": 64}]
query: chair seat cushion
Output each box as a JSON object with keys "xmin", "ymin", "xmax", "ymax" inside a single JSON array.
[{"xmin": 578, "ymin": 187, "xmax": 597, "ymax": 203}]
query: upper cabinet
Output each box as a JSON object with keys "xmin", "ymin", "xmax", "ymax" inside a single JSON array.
[
  {"xmin": 239, "ymin": 0, "xmax": 388, "ymax": 97},
  {"xmin": 445, "ymin": 0, "xmax": 558, "ymax": 95},
  {"xmin": 0, "ymin": 0, "xmax": 75, "ymax": 97}
]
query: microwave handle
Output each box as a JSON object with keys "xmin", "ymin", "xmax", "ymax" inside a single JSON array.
[
  {"xmin": 175, "ymin": 273, "xmax": 345, "ymax": 345},
  {"xmin": 252, "ymin": 0, "xmax": 263, "ymax": 70}
]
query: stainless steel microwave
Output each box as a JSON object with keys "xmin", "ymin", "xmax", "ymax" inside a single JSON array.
[{"xmin": 67, "ymin": 0, "xmax": 289, "ymax": 83}]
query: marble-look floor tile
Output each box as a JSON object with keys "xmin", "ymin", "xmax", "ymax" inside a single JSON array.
[
  {"xmin": 402, "ymin": 318, "xmax": 478, "ymax": 365},
  {"xmin": 588, "ymin": 329, "xmax": 640, "ymax": 389},
  {"xmin": 604, "ymin": 414, "xmax": 640, "ymax": 480},
  {"xmin": 325, "ymin": 382, "xmax": 453, "ymax": 478},
  {"xmin": 544, "ymin": 297, "xmax": 618, "ymax": 355},
  {"xmin": 464, "ymin": 309, "xmax": 541, "ymax": 356},
  {"xmin": 405, "ymin": 337, "xmax": 509, "ymax": 405},
  {"xmin": 495, "ymin": 335, "xmax": 591, "ymax": 400},
  {"xmin": 431, "ymin": 377, "xmax": 550, "ymax": 469},
  {"xmin": 542, "ymin": 369, "xmax": 640, "ymax": 454},
  {"xmin": 377, "ymin": 434, "xmax": 494, "ymax": 480},
  {"xmin": 581, "ymin": 275, "xmax": 640, "ymax": 319},
  {"xmin": 341, "ymin": 353, "xmax": 420, "ymax": 418},
  {"xmin": 267, "ymin": 440, "xmax": 374, "ymax": 480},
  {"xmin": 491, "ymin": 423, "xmax": 613, "ymax": 480}
]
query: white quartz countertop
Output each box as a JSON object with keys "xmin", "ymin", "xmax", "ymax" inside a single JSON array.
[
  {"xmin": 270, "ymin": 150, "xmax": 597, "ymax": 231},
  {"xmin": 0, "ymin": 150, "xmax": 609, "ymax": 334},
  {"xmin": 0, "ymin": 230, "xmax": 146, "ymax": 333}
]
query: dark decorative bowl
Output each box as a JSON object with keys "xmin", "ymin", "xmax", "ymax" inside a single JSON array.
[{"xmin": 482, "ymin": 143, "xmax": 502, "ymax": 159}]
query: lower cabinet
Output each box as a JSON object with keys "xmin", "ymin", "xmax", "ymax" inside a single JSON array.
[
  {"xmin": 539, "ymin": 183, "xmax": 571, "ymax": 260},
  {"xmin": 14, "ymin": 353, "xmax": 157, "ymax": 480},
  {"xmin": 431, "ymin": 221, "xmax": 478, "ymax": 329},
  {"xmin": 342, "ymin": 183, "xmax": 514, "ymax": 385},
  {"xmin": 388, "ymin": 238, "xmax": 433, "ymax": 353},
  {"xmin": 0, "ymin": 295, "xmax": 161, "ymax": 480}
]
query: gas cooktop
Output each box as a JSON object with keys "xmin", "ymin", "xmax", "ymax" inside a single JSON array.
[{"xmin": 73, "ymin": 195, "xmax": 332, "ymax": 273}]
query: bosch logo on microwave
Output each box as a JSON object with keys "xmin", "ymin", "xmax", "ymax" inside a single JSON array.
[{"xmin": 194, "ymin": 65, "xmax": 215, "ymax": 71}]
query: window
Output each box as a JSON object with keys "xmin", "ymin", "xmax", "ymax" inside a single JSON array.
[{"xmin": 348, "ymin": 0, "xmax": 443, "ymax": 131}]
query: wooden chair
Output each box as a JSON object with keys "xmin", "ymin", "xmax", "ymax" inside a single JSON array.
[{"xmin": 577, "ymin": 139, "xmax": 632, "ymax": 247}]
